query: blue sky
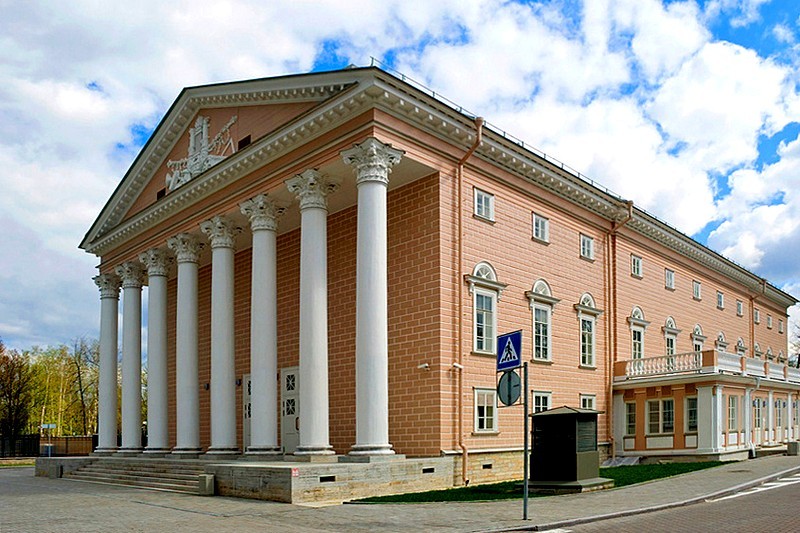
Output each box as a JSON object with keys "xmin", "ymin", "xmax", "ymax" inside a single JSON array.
[{"xmin": 1, "ymin": 0, "xmax": 800, "ymax": 352}]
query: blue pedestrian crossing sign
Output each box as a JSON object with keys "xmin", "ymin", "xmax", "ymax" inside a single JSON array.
[{"xmin": 496, "ymin": 330, "xmax": 523, "ymax": 372}]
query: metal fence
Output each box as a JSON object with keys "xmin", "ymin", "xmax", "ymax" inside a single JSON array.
[{"xmin": 0, "ymin": 434, "xmax": 40, "ymax": 457}]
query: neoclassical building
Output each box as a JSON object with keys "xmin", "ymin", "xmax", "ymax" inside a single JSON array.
[{"xmin": 81, "ymin": 67, "xmax": 796, "ymax": 484}]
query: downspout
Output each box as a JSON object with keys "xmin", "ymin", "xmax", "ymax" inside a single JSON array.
[
  {"xmin": 605, "ymin": 200, "xmax": 633, "ymax": 459},
  {"xmin": 456, "ymin": 117, "xmax": 484, "ymax": 486}
]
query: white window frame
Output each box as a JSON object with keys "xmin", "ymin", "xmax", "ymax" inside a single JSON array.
[
  {"xmin": 728, "ymin": 395, "xmax": 738, "ymax": 432},
  {"xmin": 473, "ymin": 188, "xmax": 495, "ymax": 222},
  {"xmin": 647, "ymin": 398, "xmax": 675, "ymax": 434},
  {"xmin": 631, "ymin": 254, "xmax": 643, "ymax": 278},
  {"xmin": 665, "ymin": 268, "xmax": 675, "ymax": 290},
  {"xmin": 532, "ymin": 212, "xmax": 549, "ymax": 243},
  {"xmin": 754, "ymin": 399, "xmax": 763, "ymax": 429},
  {"xmin": 527, "ymin": 279, "xmax": 559, "ymax": 362},
  {"xmin": 625, "ymin": 402, "xmax": 636, "ymax": 436},
  {"xmin": 716, "ymin": 291, "xmax": 724, "ymax": 310},
  {"xmin": 466, "ymin": 262, "xmax": 507, "ymax": 355},
  {"xmin": 736, "ymin": 300, "xmax": 743, "ymax": 316},
  {"xmin": 580, "ymin": 394, "xmax": 596, "ymax": 410},
  {"xmin": 691, "ymin": 324, "xmax": 705, "ymax": 352},
  {"xmin": 686, "ymin": 397, "xmax": 698, "ymax": 433},
  {"xmin": 533, "ymin": 391, "xmax": 552, "ymax": 413},
  {"xmin": 533, "ymin": 304, "xmax": 552, "ymax": 361},
  {"xmin": 754, "ymin": 309, "xmax": 760, "ymax": 324},
  {"xmin": 580, "ymin": 234, "xmax": 594, "ymax": 260},
  {"xmin": 575, "ymin": 293, "xmax": 602, "ymax": 368},
  {"xmin": 767, "ymin": 315, "xmax": 773, "ymax": 329},
  {"xmin": 779, "ymin": 319, "xmax": 784, "ymax": 334},
  {"xmin": 692, "ymin": 280, "xmax": 702, "ymax": 300},
  {"xmin": 474, "ymin": 388, "xmax": 498, "ymax": 433},
  {"xmin": 628, "ymin": 307, "xmax": 649, "ymax": 360},
  {"xmin": 474, "ymin": 289, "xmax": 496, "ymax": 354},
  {"xmin": 663, "ymin": 317, "xmax": 680, "ymax": 357}
]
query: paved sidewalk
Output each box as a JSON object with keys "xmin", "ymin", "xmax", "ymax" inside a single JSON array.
[{"xmin": 2, "ymin": 455, "xmax": 799, "ymax": 532}]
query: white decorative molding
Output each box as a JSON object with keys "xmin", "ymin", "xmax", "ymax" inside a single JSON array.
[
  {"xmin": 341, "ymin": 137, "xmax": 404, "ymax": 186},
  {"xmin": 93, "ymin": 273, "xmax": 121, "ymax": 299},
  {"xmin": 138, "ymin": 248, "xmax": 174, "ymax": 277},
  {"xmin": 240, "ymin": 194, "xmax": 286, "ymax": 232},
  {"xmin": 166, "ymin": 115, "xmax": 237, "ymax": 191},
  {"xmin": 200, "ymin": 215, "xmax": 241, "ymax": 249},
  {"xmin": 286, "ymin": 169, "xmax": 340, "ymax": 211},
  {"xmin": 167, "ymin": 233, "xmax": 203, "ymax": 263},
  {"xmin": 115, "ymin": 261, "xmax": 145, "ymax": 289}
]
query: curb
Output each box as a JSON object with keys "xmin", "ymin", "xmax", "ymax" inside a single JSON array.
[{"xmin": 481, "ymin": 462, "xmax": 800, "ymax": 532}]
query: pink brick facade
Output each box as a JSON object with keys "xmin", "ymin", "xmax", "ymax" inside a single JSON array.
[{"xmin": 83, "ymin": 67, "xmax": 797, "ymax": 485}]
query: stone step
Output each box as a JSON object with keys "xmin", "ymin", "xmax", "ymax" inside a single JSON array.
[
  {"xmin": 88, "ymin": 463, "xmax": 205, "ymax": 476},
  {"xmin": 66, "ymin": 469, "xmax": 199, "ymax": 488},
  {"xmin": 64, "ymin": 473, "xmax": 199, "ymax": 494},
  {"xmin": 78, "ymin": 466, "xmax": 201, "ymax": 482}
]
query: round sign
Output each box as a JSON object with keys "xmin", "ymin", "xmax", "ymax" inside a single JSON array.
[{"xmin": 497, "ymin": 370, "xmax": 521, "ymax": 406}]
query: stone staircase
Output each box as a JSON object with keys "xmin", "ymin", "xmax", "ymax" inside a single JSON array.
[{"xmin": 63, "ymin": 458, "xmax": 208, "ymax": 494}]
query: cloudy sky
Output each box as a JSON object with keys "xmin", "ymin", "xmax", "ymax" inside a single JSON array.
[{"xmin": 1, "ymin": 0, "xmax": 799, "ymax": 351}]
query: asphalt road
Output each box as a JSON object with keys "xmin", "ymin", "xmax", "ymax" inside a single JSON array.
[{"xmin": 562, "ymin": 472, "xmax": 800, "ymax": 533}]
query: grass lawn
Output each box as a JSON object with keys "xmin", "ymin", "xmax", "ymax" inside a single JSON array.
[
  {"xmin": 354, "ymin": 461, "xmax": 726, "ymax": 503},
  {"xmin": 0, "ymin": 460, "xmax": 35, "ymax": 468}
]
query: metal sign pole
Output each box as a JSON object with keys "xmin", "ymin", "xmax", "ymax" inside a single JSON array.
[{"xmin": 523, "ymin": 361, "xmax": 529, "ymax": 520}]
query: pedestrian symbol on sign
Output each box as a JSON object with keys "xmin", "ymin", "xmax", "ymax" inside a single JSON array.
[{"xmin": 496, "ymin": 330, "xmax": 523, "ymax": 372}]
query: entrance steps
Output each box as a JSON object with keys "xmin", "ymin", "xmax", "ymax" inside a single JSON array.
[{"xmin": 63, "ymin": 457, "xmax": 207, "ymax": 495}]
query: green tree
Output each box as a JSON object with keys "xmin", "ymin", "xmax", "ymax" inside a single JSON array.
[{"xmin": 0, "ymin": 340, "xmax": 35, "ymax": 440}]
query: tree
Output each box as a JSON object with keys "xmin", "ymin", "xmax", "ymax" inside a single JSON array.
[{"xmin": 0, "ymin": 340, "xmax": 34, "ymax": 440}]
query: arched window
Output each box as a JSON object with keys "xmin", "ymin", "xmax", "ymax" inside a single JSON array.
[
  {"xmin": 766, "ymin": 347, "xmax": 774, "ymax": 361},
  {"xmin": 754, "ymin": 343, "xmax": 763, "ymax": 358},
  {"xmin": 526, "ymin": 279, "xmax": 560, "ymax": 361},
  {"xmin": 691, "ymin": 324, "xmax": 706, "ymax": 352},
  {"xmin": 736, "ymin": 338, "xmax": 746, "ymax": 356},
  {"xmin": 574, "ymin": 292, "xmax": 603, "ymax": 367},
  {"xmin": 715, "ymin": 331, "xmax": 728, "ymax": 353},
  {"xmin": 628, "ymin": 307, "xmax": 649, "ymax": 359},
  {"xmin": 662, "ymin": 317, "xmax": 680, "ymax": 356},
  {"xmin": 465, "ymin": 262, "xmax": 507, "ymax": 355}
]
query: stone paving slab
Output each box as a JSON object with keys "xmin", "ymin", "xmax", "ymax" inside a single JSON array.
[{"xmin": 2, "ymin": 455, "xmax": 800, "ymax": 532}]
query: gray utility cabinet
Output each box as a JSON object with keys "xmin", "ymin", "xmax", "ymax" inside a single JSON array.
[{"xmin": 530, "ymin": 406, "xmax": 601, "ymax": 482}]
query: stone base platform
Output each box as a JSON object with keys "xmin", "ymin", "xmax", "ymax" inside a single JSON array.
[{"xmin": 528, "ymin": 477, "xmax": 615, "ymax": 495}]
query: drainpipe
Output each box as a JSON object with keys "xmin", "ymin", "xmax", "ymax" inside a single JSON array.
[
  {"xmin": 456, "ymin": 117, "xmax": 484, "ymax": 486},
  {"xmin": 605, "ymin": 200, "xmax": 633, "ymax": 459}
]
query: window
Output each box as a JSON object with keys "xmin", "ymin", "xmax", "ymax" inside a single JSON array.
[
  {"xmin": 663, "ymin": 317, "xmax": 679, "ymax": 357},
  {"xmin": 628, "ymin": 307, "xmax": 649, "ymax": 359},
  {"xmin": 776, "ymin": 399, "xmax": 785, "ymax": 429},
  {"xmin": 647, "ymin": 399, "xmax": 674, "ymax": 434},
  {"xmin": 728, "ymin": 395, "xmax": 738, "ymax": 431},
  {"xmin": 754, "ymin": 400, "xmax": 763, "ymax": 429},
  {"xmin": 625, "ymin": 403, "xmax": 636, "ymax": 435},
  {"xmin": 580, "ymin": 234, "xmax": 594, "ymax": 260},
  {"xmin": 467, "ymin": 262, "xmax": 506, "ymax": 354},
  {"xmin": 767, "ymin": 315, "xmax": 773, "ymax": 329},
  {"xmin": 527, "ymin": 279, "xmax": 559, "ymax": 362},
  {"xmin": 665, "ymin": 269, "xmax": 675, "ymax": 289},
  {"xmin": 631, "ymin": 255, "xmax": 643, "ymax": 277},
  {"xmin": 794, "ymin": 400, "xmax": 799, "ymax": 427},
  {"xmin": 474, "ymin": 389, "xmax": 497, "ymax": 432},
  {"xmin": 736, "ymin": 300, "xmax": 743, "ymax": 316},
  {"xmin": 692, "ymin": 324, "xmax": 705, "ymax": 352},
  {"xmin": 754, "ymin": 309, "xmax": 760, "ymax": 324},
  {"xmin": 575, "ymin": 293, "xmax": 602, "ymax": 368},
  {"xmin": 686, "ymin": 397, "xmax": 698, "ymax": 432},
  {"xmin": 533, "ymin": 392, "xmax": 551, "ymax": 413},
  {"xmin": 532, "ymin": 213, "xmax": 549, "ymax": 243},
  {"xmin": 779, "ymin": 319, "xmax": 784, "ymax": 334},
  {"xmin": 580, "ymin": 394, "xmax": 596, "ymax": 410},
  {"xmin": 736, "ymin": 338, "xmax": 746, "ymax": 356},
  {"xmin": 692, "ymin": 280, "xmax": 702, "ymax": 300},
  {"xmin": 474, "ymin": 188, "xmax": 494, "ymax": 221},
  {"xmin": 716, "ymin": 291, "xmax": 724, "ymax": 309}
]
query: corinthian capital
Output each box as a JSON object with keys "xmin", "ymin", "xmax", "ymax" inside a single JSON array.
[
  {"xmin": 341, "ymin": 137, "xmax": 404, "ymax": 187},
  {"xmin": 115, "ymin": 261, "xmax": 145, "ymax": 289},
  {"xmin": 138, "ymin": 248, "xmax": 174, "ymax": 277},
  {"xmin": 200, "ymin": 215, "xmax": 241, "ymax": 249},
  {"xmin": 240, "ymin": 194, "xmax": 286, "ymax": 232},
  {"xmin": 94, "ymin": 273, "xmax": 121, "ymax": 299},
  {"xmin": 285, "ymin": 169, "xmax": 340, "ymax": 211},
  {"xmin": 167, "ymin": 233, "xmax": 203, "ymax": 263}
]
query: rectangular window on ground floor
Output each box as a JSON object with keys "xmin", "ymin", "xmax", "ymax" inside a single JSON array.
[
  {"xmin": 728, "ymin": 395, "xmax": 738, "ymax": 431},
  {"xmin": 686, "ymin": 397, "xmax": 698, "ymax": 432},
  {"xmin": 474, "ymin": 388, "xmax": 497, "ymax": 433},
  {"xmin": 754, "ymin": 400, "xmax": 763, "ymax": 428},
  {"xmin": 626, "ymin": 402, "xmax": 636, "ymax": 435},
  {"xmin": 580, "ymin": 394, "xmax": 595, "ymax": 410},
  {"xmin": 647, "ymin": 398, "xmax": 674, "ymax": 434},
  {"xmin": 533, "ymin": 391, "xmax": 551, "ymax": 413}
]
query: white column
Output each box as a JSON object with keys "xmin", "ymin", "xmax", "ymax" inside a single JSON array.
[
  {"xmin": 167, "ymin": 233, "xmax": 203, "ymax": 454},
  {"xmin": 744, "ymin": 388, "xmax": 752, "ymax": 447},
  {"xmin": 286, "ymin": 169, "xmax": 339, "ymax": 455},
  {"xmin": 241, "ymin": 194, "xmax": 284, "ymax": 455},
  {"xmin": 200, "ymin": 215, "xmax": 240, "ymax": 454},
  {"xmin": 93, "ymin": 273, "xmax": 121, "ymax": 453},
  {"xmin": 768, "ymin": 390, "xmax": 775, "ymax": 443},
  {"xmin": 115, "ymin": 261, "xmax": 145, "ymax": 453},
  {"xmin": 139, "ymin": 248, "xmax": 173, "ymax": 454},
  {"xmin": 341, "ymin": 138, "xmax": 403, "ymax": 456}
]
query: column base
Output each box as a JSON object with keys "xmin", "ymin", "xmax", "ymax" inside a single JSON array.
[
  {"xmin": 116, "ymin": 447, "xmax": 143, "ymax": 456},
  {"xmin": 245, "ymin": 446, "xmax": 282, "ymax": 456},
  {"xmin": 340, "ymin": 454, "xmax": 405, "ymax": 464},
  {"xmin": 288, "ymin": 453, "xmax": 339, "ymax": 463},
  {"xmin": 142, "ymin": 448, "xmax": 171, "ymax": 457},
  {"xmin": 204, "ymin": 447, "xmax": 241, "ymax": 460},
  {"xmin": 293, "ymin": 445, "xmax": 335, "ymax": 457},
  {"xmin": 171, "ymin": 448, "xmax": 203, "ymax": 459},
  {"xmin": 347, "ymin": 444, "xmax": 395, "ymax": 456},
  {"xmin": 93, "ymin": 448, "xmax": 117, "ymax": 456}
]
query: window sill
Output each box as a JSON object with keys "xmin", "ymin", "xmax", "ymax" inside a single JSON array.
[
  {"xmin": 532, "ymin": 236, "xmax": 550, "ymax": 245},
  {"xmin": 665, "ymin": 286, "xmax": 675, "ymax": 291},
  {"xmin": 631, "ymin": 274, "xmax": 643, "ymax": 280},
  {"xmin": 580, "ymin": 255, "xmax": 595, "ymax": 263},
  {"xmin": 645, "ymin": 433, "xmax": 675, "ymax": 437},
  {"xmin": 472, "ymin": 431, "xmax": 500, "ymax": 436},
  {"xmin": 531, "ymin": 358, "xmax": 553, "ymax": 365},
  {"xmin": 579, "ymin": 364, "xmax": 597, "ymax": 370},
  {"xmin": 717, "ymin": 306, "xmax": 724, "ymax": 311},
  {"xmin": 471, "ymin": 350, "xmax": 496, "ymax": 358},
  {"xmin": 472, "ymin": 214, "xmax": 495, "ymax": 224},
  {"xmin": 693, "ymin": 296, "xmax": 702, "ymax": 302}
]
